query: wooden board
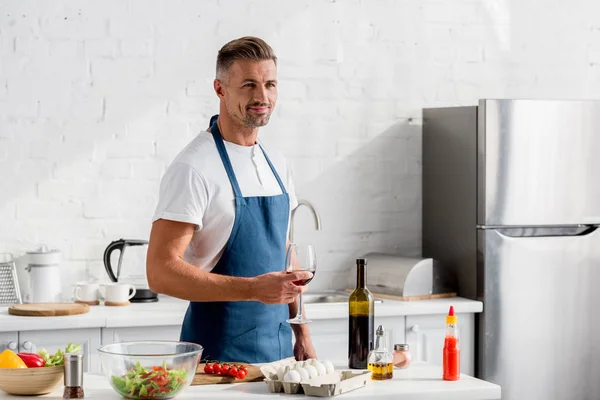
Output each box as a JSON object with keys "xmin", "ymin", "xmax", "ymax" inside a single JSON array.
[
  {"xmin": 345, "ymin": 289, "xmax": 457, "ymax": 302},
  {"xmin": 8, "ymin": 302, "xmax": 90, "ymax": 317},
  {"xmin": 192, "ymin": 362, "xmax": 264, "ymax": 385}
]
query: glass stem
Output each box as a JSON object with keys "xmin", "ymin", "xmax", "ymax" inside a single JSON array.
[{"xmin": 296, "ymin": 293, "xmax": 303, "ymax": 319}]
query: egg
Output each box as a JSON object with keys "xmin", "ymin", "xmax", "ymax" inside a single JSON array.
[
  {"xmin": 321, "ymin": 360, "xmax": 335, "ymax": 374},
  {"xmin": 314, "ymin": 362, "xmax": 327, "ymax": 376},
  {"xmin": 295, "ymin": 366, "xmax": 310, "ymax": 382},
  {"xmin": 295, "ymin": 361, "xmax": 307, "ymax": 368},
  {"xmin": 304, "ymin": 365, "xmax": 319, "ymax": 379},
  {"xmin": 277, "ymin": 366, "xmax": 289, "ymax": 381},
  {"xmin": 283, "ymin": 370, "xmax": 302, "ymax": 383}
]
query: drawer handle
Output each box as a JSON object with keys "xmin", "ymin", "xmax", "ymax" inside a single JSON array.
[
  {"xmin": 7, "ymin": 341, "xmax": 17, "ymax": 351},
  {"xmin": 411, "ymin": 325, "xmax": 420, "ymax": 333},
  {"xmin": 22, "ymin": 341, "xmax": 36, "ymax": 351}
]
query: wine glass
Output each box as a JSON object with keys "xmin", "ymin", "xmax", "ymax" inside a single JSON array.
[{"xmin": 285, "ymin": 243, "xmax": 317, "ymax": 324}]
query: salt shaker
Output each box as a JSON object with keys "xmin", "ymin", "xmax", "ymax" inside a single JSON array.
[
  {"xmin": 63, "ymin": 353, "xmax": 84, "ymax": 399},
  {"xmin": 393, "ymin": 344, "xmax": 412, "ymax": 369}
]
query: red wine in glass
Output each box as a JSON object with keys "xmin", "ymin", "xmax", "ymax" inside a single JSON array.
[{"xmin": 293, "ymin": 269, "xmax": 316, "ymax": 286}]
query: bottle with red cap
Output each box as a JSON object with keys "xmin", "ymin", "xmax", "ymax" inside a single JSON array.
[{"xmin": 443, "ymin": 305, "xmax": 460, "ymax": 380}]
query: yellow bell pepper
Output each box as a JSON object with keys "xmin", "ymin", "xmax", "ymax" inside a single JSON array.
[{"xmin": 0, "ymin": 349, "xmax": 27, "ymax": 368}]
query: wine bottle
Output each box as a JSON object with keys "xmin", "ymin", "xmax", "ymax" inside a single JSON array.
[{"xmin": 348, "ymin": 258, "xmax": 374, "ymax": 369}]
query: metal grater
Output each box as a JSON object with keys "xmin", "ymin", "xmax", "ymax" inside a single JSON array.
[{"xmin": 0, "ymin": 261, "xmax": 22, "ymax": 306}]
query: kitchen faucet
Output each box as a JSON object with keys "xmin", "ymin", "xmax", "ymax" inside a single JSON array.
[{"xmin": 289, "ymin": 199, "xmax": 322, "ymax": 243}]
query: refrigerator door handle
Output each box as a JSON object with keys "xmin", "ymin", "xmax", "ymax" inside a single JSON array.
[{"xmin": 492, "ymin": 225, "xmax": 598, "ymax": 238}]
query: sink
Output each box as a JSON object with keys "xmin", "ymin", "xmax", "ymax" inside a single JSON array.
[{"xmin": 302, "ymin": 291, "xmax": 383, "ymax": 304}]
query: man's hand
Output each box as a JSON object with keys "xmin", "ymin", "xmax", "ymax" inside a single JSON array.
[
  {"xmin": 250, "ymin": 271, "xmax": 312, "ymax": 304},
  {"xmin": 294, "ymin": 336, "xmax": 317, "ymax": 361}
]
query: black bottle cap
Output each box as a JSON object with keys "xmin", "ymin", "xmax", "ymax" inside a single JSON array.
[{"xmin": 356, "ymin": 258, "xmax": 367, "ymax": 265}]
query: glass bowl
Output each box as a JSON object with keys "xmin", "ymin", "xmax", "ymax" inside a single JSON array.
[{"xmin": 98, "ymin": 341, "xmax": 203, "ymax": 399}]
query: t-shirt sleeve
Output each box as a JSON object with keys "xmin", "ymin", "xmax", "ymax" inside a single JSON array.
[{"xmin": 152, "ymin": 162, "xmax": 209, "ymax": 230}]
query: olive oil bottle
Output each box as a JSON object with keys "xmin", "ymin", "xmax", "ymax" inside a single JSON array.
[
  {"xmin": 368, "ymin": 325, "xmax": 394, "ymax": 380},
  {"xmin": 348, "ymin": 258, "xmax": 374, "ymax": 369}
]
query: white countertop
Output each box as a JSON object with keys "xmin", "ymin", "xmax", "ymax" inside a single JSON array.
[
  {"xmin": 0, "ymin": 363, "xmax": 500, "ymax": 399},
  {"xmin": 0, "ymin": 295, "xmax": 482, "ymax": 332}
]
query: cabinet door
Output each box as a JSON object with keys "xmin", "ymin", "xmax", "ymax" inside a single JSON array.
[
  {"xmin": 101, "ymin": 326, "xmax": 182, "ymax": 346},
  {"xmin": 19, "ymin": 328, "xmax": 102, "ymax": 373},
  {"xmin": 375, "ymin": 316, "xmax": 406, "ymax": 350},
  {"xmin": 305, "ymin": 319, "xmax": 347, "ymax": 363},
  {"xmin": 0, "ymin": 332, "xmax": 18, "ymax": 353},
  {"xmin": 405, "ymin": 313, "xmax": 475, "ymax": 376}
]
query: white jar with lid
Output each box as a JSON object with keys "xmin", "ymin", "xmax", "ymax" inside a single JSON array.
[
  {"xmin": 393, "ymin": 344, "xmax": 412, "ymax": 369},
  {"xmin": 26, "ymin": 245, "xmax": 62, "ymax": 303}
]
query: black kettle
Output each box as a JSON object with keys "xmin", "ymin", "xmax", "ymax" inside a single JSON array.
[{"xmin": 103, "ymin": 239, "xmax": 158, "ymax": 303}]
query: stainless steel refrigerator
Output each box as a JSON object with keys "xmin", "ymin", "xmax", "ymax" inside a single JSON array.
[{"xmin": 423, "ymin": 99, "xmax": 600, "ymax": 400}]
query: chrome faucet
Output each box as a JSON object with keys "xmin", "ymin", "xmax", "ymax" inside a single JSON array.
[{"xmin": 290, "ymin": 199, "xmax": 322, "ymax": 243}]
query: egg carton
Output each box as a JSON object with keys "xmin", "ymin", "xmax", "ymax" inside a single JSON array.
[{"xmin": 260, "ymin": 358, "xmax": 370, "ymax": 397}]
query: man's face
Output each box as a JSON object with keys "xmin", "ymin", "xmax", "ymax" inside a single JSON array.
[{"xmin": 218, "ymin": 59, "xmax": 277, "ymax": 128}]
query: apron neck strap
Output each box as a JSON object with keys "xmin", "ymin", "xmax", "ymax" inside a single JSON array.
[
  {"xmin": 211, "ymin": 121, "xmax": 243, "ymax": 198},
  {"xmin": 258, "ymin": 143, "xmax": 288, "ymax": 194}
]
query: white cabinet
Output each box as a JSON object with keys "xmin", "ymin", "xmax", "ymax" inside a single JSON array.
[
  {"xmin": 101, "ymin": 326, "xmax": 182, "ymax": 345},
  {"xmin": 0, "ymin": 332, "xmax": 18, "ymax": 352},
  {"xmin": 18, "ymin": 329, "xmax": 102, "ymax": 373},
  {"xmin": 405, "ymin": 313, "xmax": 475, "ymax": 376},
  {"xmin": 376, "ymin": 316, "xmax": 406, "ymax": 350},
  {"xmin": 307, "ymin": 318, "xmax": 347, "ymax": 362}
]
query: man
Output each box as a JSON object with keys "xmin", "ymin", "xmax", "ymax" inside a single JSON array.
[{"xmin": 147, "ymin": 37, "xmax": 317, "ymax": 363}]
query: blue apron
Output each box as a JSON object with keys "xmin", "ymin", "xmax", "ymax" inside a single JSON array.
[{"xmin": 180, "ymin": 118, "xmax": 293, "ymax": 363}]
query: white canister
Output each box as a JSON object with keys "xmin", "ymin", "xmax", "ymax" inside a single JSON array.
[{"xmin": 26, "ymin": 246, "xmax": 62, "ymax": 303}]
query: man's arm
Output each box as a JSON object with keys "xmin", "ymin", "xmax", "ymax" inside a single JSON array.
[{"xmin": 146, "ymin": 219, "xmax": 311, "ymax": 304}]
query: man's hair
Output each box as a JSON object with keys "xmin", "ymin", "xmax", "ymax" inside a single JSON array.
[{"xmin": 216, "ymin": 36, "xmax": 277, "ymax": 82}]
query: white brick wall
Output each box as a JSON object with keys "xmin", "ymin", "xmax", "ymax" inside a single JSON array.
[{"xmin": 2, "ymin": 0, "xmax": 600, "ymax": 299}]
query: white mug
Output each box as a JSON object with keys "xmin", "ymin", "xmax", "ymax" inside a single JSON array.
[
  {"xmin": 100, "ymin": 283, "xmax": 137, "ymax": 303},
  {"xmin": 73, "ymin": 282, "xmax": 99, "ymax": 302}
]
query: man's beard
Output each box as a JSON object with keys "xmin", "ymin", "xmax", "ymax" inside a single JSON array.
[{"xmin": 228, "ymin": 102, "xmax": 272, "ymax": 128}]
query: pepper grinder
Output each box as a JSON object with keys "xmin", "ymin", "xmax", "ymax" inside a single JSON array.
[{"xmin": 63, "ymin": 353, "xmax": 84, "ymax": 399}]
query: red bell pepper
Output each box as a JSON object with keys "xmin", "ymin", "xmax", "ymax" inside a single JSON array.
[{"xmin": 17, "ymin": 352, "xmax": 46, "ymax": 368}]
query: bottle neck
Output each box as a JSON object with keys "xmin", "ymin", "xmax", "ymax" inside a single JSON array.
[
  {"xmin": 356, "ymin": 264, "xmax": 366, "ymax": 288},
  {"xmin": 374, "ymin": 334, "xmax": 383, "ymax": 350},
  {"xmin": 446, "ymin": 323, "xmax": 458, "ymax": 338}
]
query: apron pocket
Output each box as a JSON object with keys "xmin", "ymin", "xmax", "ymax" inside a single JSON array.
[
  {"xmin": 217, "ymin": 327, "xmax": 258, "ymax": 363},
  {"xmin": 278, "ymin": 322, "xmax": 293, "ymax": 359}
]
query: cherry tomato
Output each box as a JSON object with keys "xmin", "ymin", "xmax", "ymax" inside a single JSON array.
[
  {"xmin": 239, "ymin": 365, "xmax": 248, "ymax": 373},
  {"xmin": 220, "ymin": 364, "xmax": 230, "ymax": 376},
  {"xmin": 204, "ymin": 364, "xmax": 214, "ymax": 374},
  {"xmin": 213, "ymin": 363, "xmax": 222, "ymax": 374},
  {"xmin": 229, "ymin": 366, "xmax": 238, "ymax": 377},
  {"xmin": 236, "ymin": 369, "xmax": 247, "ymax": 380}
]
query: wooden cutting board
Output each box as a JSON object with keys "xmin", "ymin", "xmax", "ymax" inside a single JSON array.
[
  {"xmin": 8, "ymin": 303, "xmax": 90, "ymax": 317},
  {"xmin": 192, "ymin": 362, "xmax": 264, "ymax": 385},
  {"xmin": 345, "ymin": 289, "xmax": 457, "ymax": 301}
]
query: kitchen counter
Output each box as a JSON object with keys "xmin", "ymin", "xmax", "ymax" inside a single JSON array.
[
  {"xmin": 0, "ymin": 296, "xmax": 482, "ymax": 332},
  {"xmin": 0, "ymin": 363, "xmax": 501, "ymax": 399}
]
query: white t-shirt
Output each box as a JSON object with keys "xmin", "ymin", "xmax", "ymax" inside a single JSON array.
[{"xmin": 152, "ymin": 131, "xmax": 298, "ymax": 272}]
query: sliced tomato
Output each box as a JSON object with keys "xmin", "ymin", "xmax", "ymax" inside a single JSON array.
[
  {"xmin": 140, "ymin": 371, "xmax": 153, "ymax": 379},
  {"xmin": 151, "ymin": 373, "xmax": 170, "ymax": 387}
]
